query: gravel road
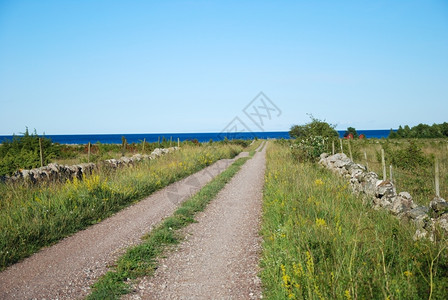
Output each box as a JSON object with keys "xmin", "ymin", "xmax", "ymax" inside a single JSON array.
[
  {"xmin": 0, "ymin": 153, "xmax": 247, "ymax": 300},
  {"xmin": 125, "ymin": 142, "xmax": 266, "ymax": 300}
]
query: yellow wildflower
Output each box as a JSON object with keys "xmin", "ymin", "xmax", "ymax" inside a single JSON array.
[
  {"xmin": 315, "ymin": 218, "xmax": 326, "ymax": 228},
  {"xmin": 293, "ymin": 262, "xmax": 303, "ymax": 277},
  {"xmin": 403, "ymin": 270, "xmax": 413, "ymax": 277},
  {"xmin": 306, "ymin": 251, "xmax": 314, "ymax": 274}
]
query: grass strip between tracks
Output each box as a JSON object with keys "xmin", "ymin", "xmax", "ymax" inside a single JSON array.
[{"xmin": 87, "ymin": 155, "xmax": 251, "ymax": 299}]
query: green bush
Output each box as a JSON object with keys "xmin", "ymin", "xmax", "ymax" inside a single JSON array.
[
  {"xmin": 289, "ymin": 116, "xmax": 338, "ymax": 162},
  {"xmin": 0, "ymin": 129, "xmax": 62, "ymax": 176},
  {"xmin": 379, "ymin": 141, "xmax": 432, "ymax": 171},
  {"xmin": 289, "ymin": 115, "xmax": 339, "ymax": 140},
  {"xmin": 291, "ymin": 136, "xmax": 328, "ymax": 162}
]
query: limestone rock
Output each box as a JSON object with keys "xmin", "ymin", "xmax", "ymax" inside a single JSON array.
[
  {"xmin": 404, "ymin": 206, "xmax": 429, "ymax": 220},
  {"xmin": 391, "ymin": 192, "xmax": 416, "ymax": 215},
  {"xmin": 429, "ymin": 197, "xmax": 448, "ymax": 218},
  {"xmin": 435, "ymin": 214, "xmax": 448, "ymax": 234},
  {"xmin": 375, "ymin": 180, "xmax": 396, "ymax": 202}
]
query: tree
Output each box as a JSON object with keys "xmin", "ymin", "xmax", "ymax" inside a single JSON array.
[
  {"xmin": 289, "ymin": 125, "xmax": 307, "ymax": 138},
  {"xmin": 440, "ymin": 122, "xmax": 448, "ymax": 137},
  {"xmin": 289, "ymin": 115, "xmax": 339, "ymax": 140},
  {"xmin": 388, "ymin": 129, "xmax": 398, "ymax": 139},
  {"xmin": 344, "ymin": 127, "xmax": 359, "ymax": 139},
  {"xmin": 289, "ymin": 116, "xmax": 339, "ymax": 162},
  {"xmin": 388, "ymin": 122, "xmax": 447, "ymax": 139}
]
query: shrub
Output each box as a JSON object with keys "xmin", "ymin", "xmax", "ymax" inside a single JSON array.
[
  {"xmin": 291, "ymin": 136, "xmax": 328, "ymax": 162},
  {"xmin": 289, "ymin": 115, "xmax": 339, "ymax": 140},
  {"xmin": 289, "ymin": 116, "xmax": 337, "ymax": 162},
  {"xmin": 0, "ymin": 128, "xmax": 61, "ymax": 176},
  {"xmin": 382, "ymin": 141, "xmax": 432, "ymax": 171}
]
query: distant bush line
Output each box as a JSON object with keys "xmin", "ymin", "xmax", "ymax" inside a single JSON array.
[{"xmin": 388, "ymin": 122, "xmax": 448, "ymax": 139}]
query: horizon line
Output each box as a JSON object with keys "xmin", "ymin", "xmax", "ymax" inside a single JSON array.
[{"xmin": 0, "ymin": 129, "xmax": 397, "ymax": 136}]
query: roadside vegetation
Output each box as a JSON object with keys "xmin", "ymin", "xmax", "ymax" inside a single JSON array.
[
  {"xmin": 0, "ymin": 128, "xmax": 71, "ymax": 176},
  {"xmin": 0, "ymin": 144, "xmax": 244, "ymax": 270},
  {"xmin": 338, "ymin": 138, "xmax": 448, "ymax": 206},
  {"xmin": 289, "ymin": 116, "xmax": 339, "ymax": 163},
  {"xmin": 260, "ymin": 142, "xmax": 448, "ymax": 299},
  {"xmin": 288, "ymin": 117, "xmax": 447, "ymax": 206},
  {"xmin": 0, "ymin": 128, "xmax": 253, "ymax": 176},
  {"xmin": 88, "ymin": 155, "xmax": 252, "ymax": 299}
]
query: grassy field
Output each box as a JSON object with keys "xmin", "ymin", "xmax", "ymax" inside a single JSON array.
[
  {"xmin": 260, "ymin": 142, "xmax": 448, "ymax": 299},
  {"xmin": 340, "ymin": 138, "xmax": 448, "ymax": 205},
  {"xmin": 52, "ymin": 139, "xmax": 253, "ymax": 165},
  {"xmin": 88, "ymin": 155, "xmax": 252, "ymax": 299},
  {"xmin": 0, "ymin": 133, "xmax": 252, "ymax": 176},
  {"xmin": 0, "ymin": 144, "xmax": 245, "ymax": 271}
]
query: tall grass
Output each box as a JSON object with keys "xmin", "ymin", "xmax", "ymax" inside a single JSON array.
[
  {"xmin": 0, "ymin": 144, "xmax": 242, "ymax": 271},
  {"xmin": 345, "ymin": 139, "xmax": 448, "ymax": 205},
  {"xmin": 260, "ymin": 142, "xmax": 448, "ymax": 299}
]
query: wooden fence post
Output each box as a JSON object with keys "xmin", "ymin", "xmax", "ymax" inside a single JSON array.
[
  {"xmin": 178, "ymin": 138, "xmax": 180, "ymax": 148},
  {"xmin": 142, "ymin": 138, "xmax": 146, "ymax": 153},
  {"xmin": 348, "ymin": 139, "xmax": 353, "ymax": 161},
  {"xmin": 88, "ymin": 142, "xmax": 91, "ymax": 163},
  {"xmin": 364, "ymin": 151, "xmax": 369, "ymax": 170},
  {"xmin": 39, "ymin": 138, "xmax": 43, "ymax": 167},
  {"xmin": 121, "ymin": 136, "xmax": 127, "ymax": 156},
  {"xmin": 332, "ymin": 140, "xmax": 335, "ymax": 155},
  {"xmin": 435, "ymin": 158, "xmax": 440, "ymax": 198},
  {"xmin": 389, "ymin": 165, "xmax": 393, "ymax": 183},
  {"xmin": 340, "ymin": 139, "xmax": 343, "ymax": 154},
  {"xmin": 381, "ymin": 148, "xmax": 386, "ymax": 181}
]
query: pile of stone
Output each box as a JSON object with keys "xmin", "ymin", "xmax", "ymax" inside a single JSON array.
[
  {"xmin": 103, "ymin": 147, "xmax": 176, "ymax": 169},
  {"xmin": 1, "ymin": 147, "xmax": 178, "ymax": 185},
  {"xmin": 319, "ymin": 153, "xmax": 448, "ymax": 240}
]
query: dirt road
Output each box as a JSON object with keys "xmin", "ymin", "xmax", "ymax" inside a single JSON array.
[
  {"xmin": 126, "ymin": 143, "xmax": 266, "ymax": 299},
  {"xmin": 0, "ymin": 153, "xmax": 247, "ymax": 299}
]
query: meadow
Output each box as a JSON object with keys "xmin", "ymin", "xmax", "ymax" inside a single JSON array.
[
  {"xmin": 0, "ymin": 143, "xmax": 248, "ymax": 270},
  {"xmin": 260, "ymin": 142, "xmax": 448, "ymax": 299},
  {"xmin": 0, "ymin": 128, "xmax": 250, "ymax": 176},
  {"xmin": 339, "ymin": 138, "xmax": 448, "ymax": 205}
]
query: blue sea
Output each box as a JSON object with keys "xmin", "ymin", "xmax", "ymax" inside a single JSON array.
[{"xmin": 0, "ymin": 130, "xmax": 393, "ymax": 144}]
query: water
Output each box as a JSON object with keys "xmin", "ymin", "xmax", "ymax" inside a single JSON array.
[
  {"xmin": 338, "ymin": 129, "xmax": 393, "ymax": 139},
  {"xmin": 0, "ymin": 130, "xmax": 392, "ymax": 144}
]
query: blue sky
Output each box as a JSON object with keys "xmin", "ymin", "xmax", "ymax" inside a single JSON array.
[{"xmin": 1, "ymin": 0, "xmax": 447, "ymax": 135}]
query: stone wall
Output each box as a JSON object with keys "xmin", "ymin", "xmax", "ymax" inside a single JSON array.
[
  {"xmin": 319, "ymin": 152, "xmax": 448, "ymax": 240},
  {"xmin": 1, "ymin": 147, "xmax": 179, "ymax": 185}
]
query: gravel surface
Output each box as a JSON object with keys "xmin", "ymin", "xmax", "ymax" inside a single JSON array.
[
  {"xmin": 0, "ymin": 153, "xmax": 246, "ymax": 300},
  {"xmin": 125, "ymin": 143, "xmax": 266, "ymax": 300}
]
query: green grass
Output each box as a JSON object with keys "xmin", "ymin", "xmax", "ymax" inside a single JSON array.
[
  {"xmin": 247, "ymin": 140, "xmax": 263, "ymax": 157},
  {"xmin": 342, "ymin": 138, "xmax": 448, "ymax": 205},
  {"xmin": 87, "ymin": 156, "xmax": 251, "ymax": 299},
  {"xmin": 0, "ymin": 145, "xmax": 243, "ymax": 271},
  {"xmin": 260, "ymin": 142, "xmax": 448, "ymax": 299}
]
